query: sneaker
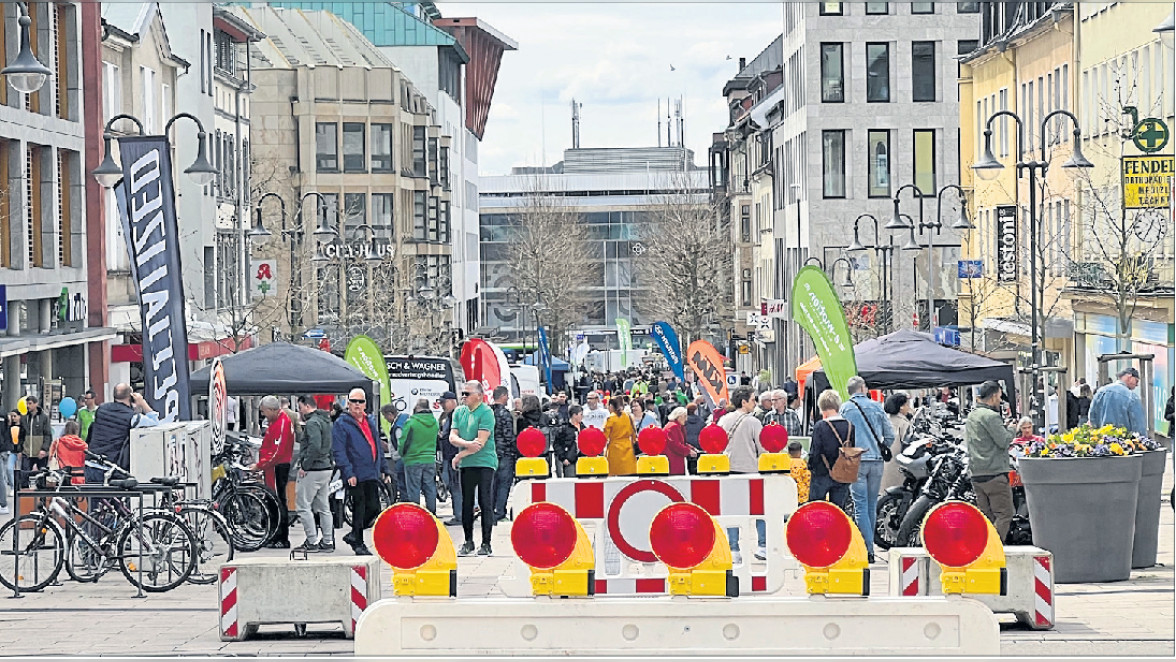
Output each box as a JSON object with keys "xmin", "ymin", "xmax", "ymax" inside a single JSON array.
[
  {"xmin": 443, "ymin": 518, "xmax": 461, "ymax": 526},
  {"xmin": 0, "ymin": 506, "xmax": 8, "ymax": 516},
  {"xmin": 868, "ymin": 553, "xmax": 876, "ymax": 564},
  {"xmin": 754, "ymin": 547, "xmax": 767, "ymax": 561},
  {"xmin": 732, "ymin": 551, "xmax": 743, "ymax": 565},
  {"xmin": 342, "ymin": 533, "xmax": 357, "ymax": 546},
  {"xmin": 353, "ymin": 544, "xmax": 373, "ymax": 556},
  {"xmin": 292, "ymin": 541, "xmax": 320, "ymax": 554},
  {"xmin": 477, "ymin": 543, "xmax": 492, "ymax": 556},
  {"xmin": 265, "ymin": 540, "xmax": 291, "ymax": 549},
  {"xmin": 319, "ymin": 541, "xmax": 336, "ymax": 553},
  {"xmin": 458, "ymin": 541, "xmax": 476, "ymax": 556}
]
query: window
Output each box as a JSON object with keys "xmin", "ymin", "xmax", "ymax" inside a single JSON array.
[
  {"xmin": 213, "ymin": 129, "xmax": 221, "ymax": 196},
  {"xmin": 343, "ymin": 193, "xmax": 365, "ymax": 236},
  {"xmin": 58, "ymin": 149, "xmax": 72, "ymax": 266},
  {"xmin": 819, "ymin": 2, "xmax": 843, "ymax": 15},
  {"xmin": 958, "ymin": 39, "xmax": 978, "ymax": 76},
  {"xmin": 342, "ymin": 123, "xmax": 365, "ymax": 172},
  {"xmin": 866, "ymin": 2, "xmax": 888, "ymax": 14},
  {"xmin": 822, "ymin": 130, "xmax": 846, "ymax": 198},
  {"xmin": 741, "ymin": 269, "xmax": 753, "ymax": 306},
  {"xmin": 412, "ymin": 126, "xmax": 426, "ymax": 176},
  {"xmin": 371, "ymin": 123, "xmax": 393, "ymax": 171},
  {"xmin": 0, "ymin": 139, "xmax": 8, "ymax": 267},
  {"xmin": 315, "ymin": 123, "xmax": 338, "ymax": 172},
  {"xmin": 371, "ymin": 193, "xmax": 394, "ymax": 240},
  {"xmin": 101, "ymin": 62, "xmax": 120, "ymax": 123},
  {"xmin": 214, "ymin": 30, "xmax": 235, "ymax": 76},
  {"xmin": 740, "ymin": 204, "xmax": 751, "ymax": 242},
  {"xmin": 912, "ymin": 42, "xmax": 936, "ymax": 102},
  {"xmin": 54, "ymin": 4, "xmax": 70, "ymax": 120},
  {"xmin": 428, "ymin": 137, "xmax": 439, "ymax": 184},
  {"xmin": 427, "ymin": 195, "xmax": 439, "ymax": 241},
  {"xmin": 867, "ymin": 130, "xmax": 890, "ymax": 198},
  {"xmin": 27, "ymin": 145, "xmax": 42, "ymax": 267},
  {"xmin": 413, "ymin": 191, "xmax": 427, "ymax": 240},
  {"xmin": 866, "ymin": 43, "xmax": 890, "ymax": 102},
  {"xmin": 141, "ymin": 67, "xmax": 155, "ymax": 133},
  {"xmin": 439, "ymin": 146, "xmax": 451, "ymax": 190},
  {"xmin": 913, "ymin": 130, "xmax": 936, "ymax": 195},
  {"xmin": 957, "ymin": 1, "xmax": 980, "ymax": 12},
  {"xmin": 998, "ymin": 88, "xmax": 1009, "ymax": 156},
  {"xmin": 820, "ymin": 43, "xmax": 845, "ymax": 103},
  {"xmin": 439, "ymin": 200, "xmax": 451, "ymax": 243},
  {"xmin": 199, "ymin": 30, "xmax": 206, "ymax": 94},
  {"xmin": 911, "ymin": 2, "xmax": 934, "ymax": 14}
]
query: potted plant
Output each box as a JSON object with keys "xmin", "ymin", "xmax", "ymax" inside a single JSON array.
[
  {"xmin": 1017, "ymin": 425, "xmax": 1150, "ymax": 583},
  {"xmin": 1121, "ymin": 432, "xmax": 1168, "ymax": 569}
]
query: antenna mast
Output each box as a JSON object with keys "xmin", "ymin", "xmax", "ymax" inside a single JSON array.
[{"xmin": 571, "ymin": 98, "xmax": 581, "ymax": 149}]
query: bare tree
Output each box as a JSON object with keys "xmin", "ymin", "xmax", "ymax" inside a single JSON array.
[
  {"xmin": 505, "ymin": 189, "xmax": 598, "ymax": 357},
  {"xmin": 636, "ymin": 190, "xmax": 733, "ymax": 345}
]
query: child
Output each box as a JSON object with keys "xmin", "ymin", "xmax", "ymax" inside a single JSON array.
[{"xmin": 787, "ymin": 441, "xmax": 810, "ymax": 505}]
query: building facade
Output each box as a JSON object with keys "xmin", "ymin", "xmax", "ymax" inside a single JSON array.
[{"xmin": 0, "ymin": 1, "xmax": 114, "ymax": 411}]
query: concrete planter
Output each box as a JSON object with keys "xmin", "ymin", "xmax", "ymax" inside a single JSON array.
[
  {"xmin": 1019, "ymin": 454, "xmax": 1142, "ymax": 583},
  {"xmin": 1132, "ymin": 448, "xmax": 1169, "ymax": 569}
]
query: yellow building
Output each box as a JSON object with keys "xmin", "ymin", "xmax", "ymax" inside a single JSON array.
[{"xmin": 959, "ymin": 2, "xmax": 1081, "ymax": 395}]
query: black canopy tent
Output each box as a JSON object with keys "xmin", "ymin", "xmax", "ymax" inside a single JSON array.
[
  {"xmin": 809, "ymin": 330, "xmax": 1017, "ymax": 414},
  {"xmin": 189, "ymin": 342, "xmax": 375, "ymax": 397}
]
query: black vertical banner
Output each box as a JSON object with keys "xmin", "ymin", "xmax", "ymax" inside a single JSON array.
[{"xmin": 114, "ymin": 136, "xmax": 192, "ymax": 422}]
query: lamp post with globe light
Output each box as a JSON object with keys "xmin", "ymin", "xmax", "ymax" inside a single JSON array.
[{"xmin": 0, "ymin": 2, "xmax": 52, "ymax": 95}]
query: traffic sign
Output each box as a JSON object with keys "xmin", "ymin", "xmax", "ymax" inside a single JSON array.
[{"xmin": 1133, "ymin": 117, "xmax": 1169, "ymax": 153}]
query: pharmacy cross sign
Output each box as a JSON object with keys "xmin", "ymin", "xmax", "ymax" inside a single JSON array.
[{"xmin": 1133, "ymin": 118, "xmax": 1169, "ymax": 154}]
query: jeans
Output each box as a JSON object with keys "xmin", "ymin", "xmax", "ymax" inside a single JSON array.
[
  {"xmin": 555, "ymin": 459, "xmax": 576, "ymax": 478},
  {"xmin": 392, "ymin": 459, "xmax": 407, "ymax": 502},
  {"xmin": 461, "ymin": 466, "xmax": 495, "ymax": 546},
  {"xmin": 726, "ymin": 520, "xmax": 766, "ymax": 553},
  {"xmin": 808, "ymin": 473, "xmax": 850, "ymax": 510},
  {"xmin": 850, "ymin": 460, "xmax": 884, "ymax": 556},
  {"xmin": 404, "ymin": 462, "xmax": 438, "ymax": 514},
  {"xmin": 442, "ymin": 459, "xmax": 462, "ymax": 519},
  {"xmin": 5, "ymin": 451, "xmax": 14, "ymax": 491},
  {"xmin": 493, "ymin": 457, "xmax": 516, "ymax": 520},
  {"xmin": 296, "ymin": 468, "xmax": 334, "ymax": 545},
  {"xmin": 348, "ymin": 480, "xmax": 381, "ymax": 546},
  {"xmin": 270, "ymin": 463, "xmax": 291, "ymax": 545},
  {"xmin": 0, "ymin": 452, "xmax": 8, "ymax": 508}
]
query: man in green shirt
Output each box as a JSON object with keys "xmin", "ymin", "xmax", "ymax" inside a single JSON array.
[
  {"xmin": 77, "ymin": 390, "xmax": 97, "ymax": 441},
  {"xmin": 450, "ymin": 380, "xmax": 497, "ymax": 556},
  {"xmin": 964, "ymin": 380, "xmax": 1016, "ymax": 541}
]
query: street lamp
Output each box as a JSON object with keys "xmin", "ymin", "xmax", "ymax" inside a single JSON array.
[
  {"xmin": 803, "ymin": 256, "xmax": 855, "ymax": 290},
  {"xmin": 974, "ymin": 108, "xmax": 1093, "ymax": 418},
  {"xmin": 91, "ymin": 112, "xmax": 218, "ymax": 188},
  {"xmin": 887, "ymin": 183, "xmax": 925, "ymax": 230},
  {"xmin": 1, "ymin": 3, "xmax": 52, "ymax": 95},
  {"xmin": 1155, "ymin": 10, "xmax": 1175, "ymax": 49},
  {"xmin": 847, "ymin": 213, "xmax": 897, "ymax": 332}
]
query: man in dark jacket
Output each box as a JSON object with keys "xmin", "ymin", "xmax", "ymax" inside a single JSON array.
[
  {"xmin": 437, "ymin": 392, "xmax": 462, "ymax": 525},
  {"xmin": 490, "ymin": 386, "xmax": 517, "ymax": 523},
  {"xmin": 20, "ymin": 396, "xmax": 52, "ymax": 473},
  {"xmin": 85, "ymin": 384, "xmax": 158, "ymax": 483},
  {"xmin": 332, "ymin": 388, "xmax": 390, "ymax": 556},
  {"xmin": 294, "ymin": 395, "xmax": 334, "ymax": 553}
]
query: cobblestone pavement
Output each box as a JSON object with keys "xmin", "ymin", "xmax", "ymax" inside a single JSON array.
[{"xmin": 0, "ymin": 463, "xmax": 1172, "ymax": 656}]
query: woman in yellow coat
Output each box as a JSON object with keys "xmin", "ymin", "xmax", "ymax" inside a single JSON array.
[{"xmin": 603, "ymin": 397, "xmax": 637, "ymax": 476}]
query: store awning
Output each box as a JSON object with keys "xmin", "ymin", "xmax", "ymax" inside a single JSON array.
[{"xmin": 0, "ymin": 327, "xmax": 119, "ymax": 359}]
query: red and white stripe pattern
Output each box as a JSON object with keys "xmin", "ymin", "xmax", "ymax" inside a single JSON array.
[
  {"xmin": 593, "ymin": 574, "xmax": 771, "ymax": 595},
  {"xmin": 219, "ymin": 566, "xmax": 239, "ymax": 639},
  {"xmin": 351, "ymin": 565, "xmax": 368, "ymax": 631},
  {"xmin": 901, "ymin": 556, "xmax": 921, "ymax": 596},
  {"xmin": 1033, "ymin": 555, "xmax": 1054, "ymax": 628},
  {"xmin": 528, "ymin": 477, "xmax": 766, "ymax": 519}
]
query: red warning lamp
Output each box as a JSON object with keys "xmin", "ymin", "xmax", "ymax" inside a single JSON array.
[
  {"xmin": 758, "ymin": 423, "xmax": 790, "ymax": 473},
  {"xmin": 698, "ymin": 424, "xmax": 729, "ymax": 454},
  {"xmin": 785, "ymin": 501, "xmax": 869, "ymax": 595},
  {"xmin": 576, "ymin": 427, "xmax": 609, "ymax": 476},
  {"xmin": 512, "ymin": 502, "xmax": 578, "ymax": 569},
  {"xmin": 922, "ymin": 501, "xmax": 1007, "ymax": 595},
  {"xmin": 515, "ymin": 427, "xmax": 550, "ymax": 479},
  {"xmin": 637, "ymin": 427, "xmax": 667, "ymax": 456},
  {"xmin": 511, "ymin": 502, "xmax": 595, "ymax": 597},
  {"xmin": 649, "ymin": 502, "xmax": 737, "ymax": 597},
  {"xmin": 371, "ymin": 503, "xmax": 456, "ymax": 597}
]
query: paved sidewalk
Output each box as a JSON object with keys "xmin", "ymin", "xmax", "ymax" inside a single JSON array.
[{"xmin": 0, "ymin": 466, "xmax": 1172, "ymax": 656}]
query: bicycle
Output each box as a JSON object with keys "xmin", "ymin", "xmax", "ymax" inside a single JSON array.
[
  {"xmin": 211, "ymin": 438, "xmax": 281, "ymax": 552},
  {"xmin": 0, "ymin": 466, "xmax": 197, "ymax": 593}
]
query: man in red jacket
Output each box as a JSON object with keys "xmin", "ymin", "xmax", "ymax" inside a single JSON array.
[{"xmin": 250, "ymin": 395, "xmax": 294, "ymax": 548}]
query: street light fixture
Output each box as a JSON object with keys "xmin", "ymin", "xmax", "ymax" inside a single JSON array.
[
  {"xmin": 1, "ymin": 3, "xmax": 52, "ymax": 95},
  {"xmin": 847, "ymin": 213, "xmax": 897, "ymax": 332},
  {"xmin": 1154, "ymin": 10, "xmax": 1174, "ymax": 49},
  {"xmin": 91, "ymin": 112, "xmax": 218, "ymax": 188},
  {"xmin": 803, "ymin": 256, "xmax": 854, "ymax": 289},
  {"xmin": 886, "ymin": 183, "xmax": 925, "ymax": 230}
]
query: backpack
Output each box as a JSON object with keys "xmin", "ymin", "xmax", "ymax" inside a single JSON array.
[{"xmin": 820, "ymin": 419, "xmax": 863, "ymax": 484}]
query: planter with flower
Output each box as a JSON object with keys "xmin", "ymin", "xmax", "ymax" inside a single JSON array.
[{"xmin": 1016, "ymin": 424, "xmax": 1163, "ymax": 583}]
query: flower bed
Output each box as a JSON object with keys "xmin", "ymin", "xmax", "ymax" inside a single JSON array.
[{"xmin": 1021, "ymin": 424, "xmax": 1159, "ymax": 458}]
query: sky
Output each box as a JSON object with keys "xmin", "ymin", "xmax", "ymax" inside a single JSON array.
[{"xmin": 437, "ymin": 2, "xmax": 784, "ymax": 175}]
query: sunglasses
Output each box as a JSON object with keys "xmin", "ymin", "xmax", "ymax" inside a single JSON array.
[
  {"xmin": 461, "ymin": 392, "xmax": 471, "ymax": 397},
  {"xmin": 348, "ymin": 398, "xmax": 366, "ymax": 404}
]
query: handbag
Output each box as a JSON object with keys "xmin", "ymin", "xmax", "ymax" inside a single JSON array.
[
  {"xmin": 820, "ymin": 419, "xmax": 863, "ymax": 484},
  {"xmin": 850, "ymin": 399, "xmax": 892, "ymax": 462}
]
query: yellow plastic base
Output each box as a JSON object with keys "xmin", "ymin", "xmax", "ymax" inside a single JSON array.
[
  {"xmin": 528, "ymin": 568, "xmax": 594, "ymax": 597},
  {"xmin": 515, "ymin": 457, "xmax": 550, "ymax": 479},
  {"xmin": 757, "ymin": 452, "xmax": 790, "ymax": 473},
  {"xmin": 803, "ymin": 567, "xmax": 869, "ymax": 596},
  {"xmin": 941, "ymin": 567, "xmax": 1007, "ymax": 596},
  {"xmin": 636, "ymin": 455, "xmax": 669, "ymax": 475},
  {"xmin": 393, "ymin": 569, "xmax": 456, "ymax": 597},
  {"xmin": 697, "ymin": 454, "xmax": 730, "ymax": 474},
  {"xmin": 667, "ymin": 569, "xmax": 730, "ymax": 597},
  {"xmin": 575, "ymin": 456, "xmax": 609, "ymax": 477}
]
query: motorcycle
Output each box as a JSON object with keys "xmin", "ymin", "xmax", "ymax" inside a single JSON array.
[
  {"xmin": 874, "ymin": 434, "xmax": 959, "ymax": 550},
  {"xmin": 894, "ymin": 444, "xmax": 975, "ymax": 546}
]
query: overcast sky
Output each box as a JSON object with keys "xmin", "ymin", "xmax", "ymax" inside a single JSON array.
[{"xmin": 437, "ymin": 2, "xmax": 784, "ymax": 175}]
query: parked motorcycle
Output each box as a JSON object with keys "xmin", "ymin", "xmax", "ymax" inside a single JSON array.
[
  {"xmin": 894, "ymin": 444, "xmax": 975, "ymax": 546},
  {"xmin": 874, "ymin": 434, "xmax": 959, "ymax": 550}
]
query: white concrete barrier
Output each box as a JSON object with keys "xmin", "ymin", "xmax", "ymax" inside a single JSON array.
[
  {"xmin": 218, "ymin": 557, "xmax": 381, "ymax": 641},
  {"xmin": 505, "ymin": 474, "xmax": 800, "ymax": 597},
  {"xmin": 354, "ymin": 595, "xmax": 1000, "ymax": 656},
  {"xmin": 888, "ymin": 545, "xmax": 1055, "ymax": 629}
]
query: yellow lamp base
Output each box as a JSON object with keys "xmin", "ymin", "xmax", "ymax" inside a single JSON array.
[
  {"xmin": 635, "ymin": 455, "xmax": 669, "ymax": 475},
  {"xmin": 576, "ymin": 456, "xmax": 609, "ymax": 477},
  {"xmin": 515, "ymin": 457, "xmax": 550, "ymax": 479},
  {"xmin": 697, "ymin": 454, "xmax": 730, "ymax": 474},
  {"xmin": 758, "ymin": 452, "xmax": 790, "ymax": 473}
]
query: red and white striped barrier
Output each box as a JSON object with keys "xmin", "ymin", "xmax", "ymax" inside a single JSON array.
[
  {"xmin": 503, "ymin": 474, "xmax": 799, "ymax": 598},
  {"xmin": 216, "ymin": 557, "xmax": 381, "ymax": 641},
  {"xmin": 887, "ymin": 545, "xmax": 1054, "ymax": 630}
]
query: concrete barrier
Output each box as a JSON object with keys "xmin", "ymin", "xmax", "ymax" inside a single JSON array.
[
  {"xmin": 354, "ymin": 595, "xmax": 1000, "ymax": 655},
  {"xmin": 218, "ymin": 557, "xmax": 381, "ymax": 641},
  {"xmin": 888, "ymin": 545, "xmax": 1054, "ymax": 629}
]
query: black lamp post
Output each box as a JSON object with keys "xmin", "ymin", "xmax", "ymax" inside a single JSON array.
[
  {"xmin": 1, "ymin": 2, "xmax": 52, "ymax": 95},
  {"xmin": 803, "ymin": 255, "xmax": 855, "ymax": 290},
  {"xmin": 847, "ymin": 213, "xmax": 897, "ymax": 332},
  {"xmin": 92, "ymin": 112, "xmax": 218, "ymax": 188},
  {"xmin": 973, "ymin": 108, "xmax": 1092, "ymax": 416}
]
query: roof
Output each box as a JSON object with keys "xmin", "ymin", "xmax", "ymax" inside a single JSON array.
[
  {"xmin": 723, "ymin": 34, "xmax": 783, "ymax": 96},
  {"xmin": 230, "ymin": 6, "xmax": 394, "ymax": 69},
  {"xmin": 213, "ymin": 5, "xmax": 266, "ymax": 43},
  {"xmin": 264, "ymin": 1, "xmax": 462, "ymax": 51},
  {"xmin": 100, "ymin": 2, "xmax": 190, "ymax": 69}
]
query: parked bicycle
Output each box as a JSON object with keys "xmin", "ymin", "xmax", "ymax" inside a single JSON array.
[{"xmin": 211, "ymin": 437, "xmax": 282, "ymax": 552}]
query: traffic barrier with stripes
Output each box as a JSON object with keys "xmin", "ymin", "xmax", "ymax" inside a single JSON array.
[
  {"xmin": 503, "ymin": 473, "xmax": 800, "ymax": 597},
  {"xmin": 354, "ymin": 595, "xmax": 1001, "ymax": 656},
  {"xmin": 217, "ymin": 557, "xmax": 381, "ymax": 641},
  {"xmin": 887, "ymin": 545, "xmax": 1054, "ymax": 629}
]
